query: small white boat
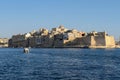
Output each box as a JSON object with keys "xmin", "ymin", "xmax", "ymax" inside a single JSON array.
[{"xmin": 23, "ymin": 48, "xmax": 29, "ymax": 53}]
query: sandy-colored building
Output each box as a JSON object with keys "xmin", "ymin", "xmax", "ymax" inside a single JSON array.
[
  {"xmin": 11, "ymin": 33, "xmax": 31, "ymax": 47},
  {"xmin": 50, "ymin": 25, "xmax": 68, "ymax": 47},
  {"xmin": 53, "ymin": 30, "xmax": 86, "ymax": 47},
  {"xmin": 78, "ymin": 31, "xmax": 115, "ymax": 48},
  {"xmin": 63, "ymin": 30, "xmax": 86, "ymax": 46},
  {"xmin": 0, "ymin": 38, "xmax": 9, "ymax": 47},
  {"xmin": 51, "ymin": 26, "xmax": 86, "ymax": 47},
  {"xmin": 29, "ymin": 28, "xmax": 50, "ymax": 47},
  {"xmin": 9, "ymin": 26, "xmax": 116, "ymax": 48}
]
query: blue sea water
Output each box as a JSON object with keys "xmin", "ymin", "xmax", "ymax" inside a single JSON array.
[{"xmin": 0, "ymin": 48, "xmax": 120, "ymax": 80}]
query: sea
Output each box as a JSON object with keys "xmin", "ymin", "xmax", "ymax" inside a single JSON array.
[{"xmin": 0, "ymin": 48, "xmax": 120, "ymax": 80}]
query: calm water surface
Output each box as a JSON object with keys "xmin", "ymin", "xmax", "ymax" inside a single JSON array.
[{"xmin": 0, "ymin": 48, "xmax": 120, "ymax": 80}]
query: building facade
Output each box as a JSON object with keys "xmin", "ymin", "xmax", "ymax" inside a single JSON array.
[
  {"xmin": 77, "ymin": 31, "xmax": 115, "ymax": 48},
  {"xmin": 10, "ymin": 33, "xmax": 31, "ymax": 47},
  {"xmin": 9, "ymin": 26, "xmax": 116, "ymax": 48},
  {"xmin": 0, "ymin": 38, "xmax": 9, "ymax": 47}
]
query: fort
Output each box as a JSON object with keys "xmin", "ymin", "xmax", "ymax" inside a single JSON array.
[{"xmin": 8, "ymin": 25, "xmax": 116, "ymax": 48}]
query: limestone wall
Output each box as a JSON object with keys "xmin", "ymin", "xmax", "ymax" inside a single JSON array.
[
  {"xmin": 77, "ymin": 34, "xmax": 115, "ymax": 48},
  {"xmin": 12, "ymin": 40, "xmax": 28, "ymax": 47},
  {"xmin": 91, "ymin": 36, "xmax": 106, "ymax": 46},
  {"xmin": 0, "ymin": 38, "xmax": 8, "ymax": 47},
  {"xmin": 29, "ymin": 37, "xmax": 37, "ymax": 47},
  {"xmin": 78, "ymin": 36, "xmax": 91, "ymax": 46},
  {"xmin": 89, "ymin": 35, "xmax": 115, "ymax": 48},
  {"xmin": 9, "ymin": 25, "xmax": 116, "ymax": 48},
  {"xmin": 105, "ymin": 36, "xmax": 115, "ymax": 47}
]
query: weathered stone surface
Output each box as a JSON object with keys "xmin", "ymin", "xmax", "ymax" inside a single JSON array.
[
  {"xmin": 9, "ymin": 26, "xmax": 116, "ymax": 48},
  {"xmin": 0, "ymin": 38, "xmax": 8, "ymax": 47}
]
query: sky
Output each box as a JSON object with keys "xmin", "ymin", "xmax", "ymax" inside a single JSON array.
[{"xmin": 0, "ymin": 0, "xmax": 120, "ymax": 40}]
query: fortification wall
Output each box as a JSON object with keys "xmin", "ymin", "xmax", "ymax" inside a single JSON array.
[
  {"xmin": 105, "ymin": 36, "xmax": 115, "ymax": 47},
  {"xmin": 78, "ymin": 36, "xmax": 91, "ymax": 46},
  {"xmin": 93, "ymin": 36, "xmax": 106, "ymax": 46}
]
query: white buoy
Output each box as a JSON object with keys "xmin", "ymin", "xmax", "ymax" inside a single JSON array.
[{"xmin": 24, "ymin": 48, "xmax": 29, "ymax": 53}]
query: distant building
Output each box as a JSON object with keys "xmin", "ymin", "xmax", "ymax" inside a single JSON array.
[
  {"xmin": 9, "ymin": 25, "xmax": 116, "ymax": 48},
  {"xmin": 10, "ymin": 33, "xmax": 31, "ymax": 47},
  {"xmin": 28, "ymin": 28, "xmax": 50, "ymax": 47},
  {"xmin": 0, "ymin": 38, "xmax": 9, "ymax": 47},
  {"xmin": 63, "ymin": 29, "xmax": 86, "ymax": 46},
  {"xmin": 78, "ymin": 31, "xmax": 115, "ymax": 48},
  {"xmin": 53, "ymin": 29, "xmax": 86, "ymax": 47}
]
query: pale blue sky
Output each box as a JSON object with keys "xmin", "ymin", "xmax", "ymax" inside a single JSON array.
[{"xmin": 0, "ymin": 0, "xmax": 120, "ymax": 40}]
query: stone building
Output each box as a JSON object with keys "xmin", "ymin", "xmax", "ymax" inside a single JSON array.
[
  {"xmin": 29, "ymin": 36, "xmax": 41, "ymax": 47},
  {"xmin": 51, "ymin": 26, "xmax": 86, "ymax": 47},
  {"xmin": 11, "ymin": 33, "xmax": 31, "ymax": 47},
  {"xmin": 9, "ymin": 26, "xmax": 116, "ymax": 48},
  {"xmin": 50, "ymin": 25, "xmax": 68, "ymax": 47},
  {"xmin": 0, "ymin": 38, "xmax": 9, "ymax": 47},
  {"xmin": 29, "ymin": 28, "xmax": 50, "ymax": 47},
  {"xmin": 63, "ymin": 29, "xmax": 86, "ymax": 46},
  {"xmin": 78, "ymin": 31, "xmax": 115, "ymax": 48}
]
